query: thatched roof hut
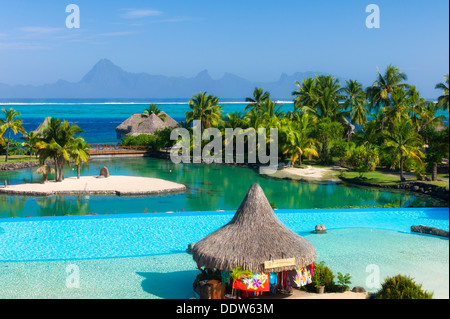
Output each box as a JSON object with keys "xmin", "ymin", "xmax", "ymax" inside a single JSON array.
[
  {"xmin": 115, "ymin": 112, "xmax": 179, "ymax": 139},
  {"xmin": 192, "ymin": 184, "xmax": 316, "ymax": 273},
  {"xmin": 33, "ymin": 117, "xmax": 51, "ymax": 135}
]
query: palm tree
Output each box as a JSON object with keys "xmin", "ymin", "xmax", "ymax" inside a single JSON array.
[
  {"xmin": 185, "ymin": 92, "xmax": 223, "ymax": 129},
  {"xmin": 406, "ymin": 86, "xmax": 427, "ymax": 131},
  {"xmin": 0, "ymin": 125, "xmax": 5, "ymax": 147},
  {"xmin": 244, "ymin": 87, "xmax": 270, "ymax": 112},
  {"xmin": 342, "ymin": 80, "xmax": 368, "ymax": 128},
  {"xmin": 281, "ymin": 113, "xmax": 318, "ymax": 166},
  {"xmin": 0, "ymin": 108, "xmax": 26, "ymax": 162},
  {"xmin": 297, "ymin": 75, "xmax": 347, "ymax": 123},
  {"xmin": 383, "ymin": 117, "xmax": 424, "ymax": 182},
  {"xmin": 292, "ymin": 77, "xmax": 316, "ymax": 112},
  {"xmin": 38, "ymin": 118, "xmax": 84, "ymax": 182},
  {"xmin": 142, "ymin": 104, "xmax": 166, "ymax": 121},
  {"xmin": 435, "ymin": 74, "xmax": 449, "ymax": 111},
  {"xmin": 225, "ymin": 112, "xmax": 246, "ymax": 129},
  {"xmin": 21, "ymin": 131, "xmax": 41, "ymax": 160},
  {"xmin": 366, "ymin": 65, "xmax": 409, "ymax": 112},
  {"xmin": 70, "ymin": 137, "xmax": 90, "ymax": 179}
]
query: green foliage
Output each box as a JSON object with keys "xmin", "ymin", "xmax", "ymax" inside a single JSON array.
[
  {"xmin": 376, "ymin": 275, "xmax": 433, "ymax": 299},
  {"xmin": 335, "ymin": 272, "xmax": 352, "ymax": 292},
  {"xmin": 312, "ymin": 261, "xmax": 335, "ymax": 291},
  {"xmin": 121, "ymin": 128, "xmax": 176, "ymax": 151},
  {"xmin": 122, "ymin": 134, "xmax": 156, "ymax": 147},
  {"xmin": 344, "ymin": 143, "xmax": 379, "ymax": 177}
]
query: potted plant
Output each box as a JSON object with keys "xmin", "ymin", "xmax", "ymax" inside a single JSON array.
[
  {"xmin": 224, "ymin": 267, "xmax": 252, "ymax": 299},
  {"xmin": 314, "ymin": 278, "xmax": 325, "ymax": 294}
]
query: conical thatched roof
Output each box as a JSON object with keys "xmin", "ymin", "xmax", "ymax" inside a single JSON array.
[
  {"xmin": 131, "ymin": 113, "xmax": 167, "ymax": 136},
  {"xmin": 115, "ymin": 112, "xmax": 179, "ymax": 138},
  {"xmin": 192, "ymin": 184, "xmax": 316, "ymax": 273},
  {"xmin": 33, "ymin": 117, "xmax": 51, "ymax": 134}
]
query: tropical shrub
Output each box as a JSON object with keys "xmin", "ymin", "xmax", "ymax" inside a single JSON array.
[
  {"xmin": 335, "ymin": 272, "xmax": 352, "ymax": 292},
  {"xmin": 311, "ymin": 261, "xmax": 335, "ymax": 291},
  {"xmin": 375, "ymin": 275, "xmax": 433, "ymax": 299}
]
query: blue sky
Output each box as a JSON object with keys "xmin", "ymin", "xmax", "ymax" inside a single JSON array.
[{"xmin": 0, "ymin": 0, "xmax": 448, "ymax": 98}]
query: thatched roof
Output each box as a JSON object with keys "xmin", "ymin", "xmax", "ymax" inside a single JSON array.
[
  {"xmin": 115, "ymin": 112, "xmax": 179, "ymax": 137},
  {"xmin": 33, "ymin": 117, "xmax": 51, "ymax": 134},
  {"xmin": 192, "ymin": 184, "xmax": 316, "ymax": 273}
]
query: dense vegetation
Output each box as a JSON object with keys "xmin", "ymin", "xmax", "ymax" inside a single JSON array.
[
  {"xmin": 375, "ymin": 274, "xmax": 433, "ymax": 299},
  {"xmin": 2, "ymin": 67, "xmax": 448, "ymax": 183},
  {"xmin": 169, "ymin": 67, "xmax": 449, "ymax": 182}
]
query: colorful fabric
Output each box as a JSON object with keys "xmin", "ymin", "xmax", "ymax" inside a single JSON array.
[
  {"xmin": 288, "ymin": 266, "xmax": 313, "ymax": 288},
  {"xmin": 233, "ymin": 273, "xmax": 270, "ymax": 292},
  {"xmin": 221, "ymin": 270, "xmax": 231, "ymax": 284},
  {"xmin": 269, "ymin": 272, "xmax": 278, "ymax": 294}
]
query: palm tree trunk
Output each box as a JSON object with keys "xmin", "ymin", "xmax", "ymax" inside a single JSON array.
[
  {"xmin": 58, "ymin": 161, "xmax": 64, "ymax": 182},
  {"xmin": 432, "ymin": 162, "xmax": 438, "ymax": 181},
  {"xmin": 5, "ymin": 128, "xmax": 11, "ymax": 162},
  {"xmin": 298, "ymin": 152, "xmax": 302, "ymax": 167},
  {"xmin": 77, "ymin": 164, "xmax": 81, "ymax": 179},
  {"xmin": 54, "ymin": 156, "xmax": 59, "ymax": 181},
  {"xmin": 400, "ymin": 152, "xmax": 405, "ymax": 182}
]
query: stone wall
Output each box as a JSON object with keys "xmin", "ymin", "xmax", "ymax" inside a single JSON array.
[{"xmin": 339, "ymin": 177, "xmax": 449, "ymax": 201}]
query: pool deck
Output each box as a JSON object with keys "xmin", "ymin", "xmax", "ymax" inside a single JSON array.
[{"xmin": 0, "ymin": 175, "xmax": 186, "ymax": 197}]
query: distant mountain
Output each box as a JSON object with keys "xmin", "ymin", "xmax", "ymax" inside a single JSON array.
[{"xmin": 0, "ymin": 59, "xmax": 345, "ymax": 100}]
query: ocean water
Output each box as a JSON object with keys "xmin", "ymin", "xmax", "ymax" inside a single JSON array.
[
  {"xmin": 4, "ymin": 101, "xmax": 295, "ymax": 144},
  {"xmin": 3, "ymin": 101, "xmax": 448, "ymax": 144}
]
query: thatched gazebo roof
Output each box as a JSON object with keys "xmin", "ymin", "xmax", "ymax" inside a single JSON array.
[
  {"xmin": 115, "ymin": 112, "xmax": 179, "ymax": 138},
  {"xmin": 192, "ymin": 184, "xmax": 316, "ymax": 273},
  {"xmin": 33, "ymin": 117, "xmax": 51, "ymax": 134}
]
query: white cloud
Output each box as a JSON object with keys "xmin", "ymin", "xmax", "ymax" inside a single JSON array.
[
  {"xmin": 95, "ymin": 31, "xmax": 138, "ymax": 37},
  {"xmin": 121, "ymin": 9, "xmax": 162, "ymax": 19},
  {"xmin": 19, "ymin": 27, "xmax": 65, "ymax": 34}
]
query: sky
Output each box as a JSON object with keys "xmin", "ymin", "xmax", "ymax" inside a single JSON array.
[{"xmin": 0, "ymin": 0, "xmax": 448, "ymax": 99}]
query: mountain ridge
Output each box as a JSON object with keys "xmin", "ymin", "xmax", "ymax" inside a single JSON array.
[{"xmin": 0, "ymin": 59, "xmax": 345, "ymax": 100}]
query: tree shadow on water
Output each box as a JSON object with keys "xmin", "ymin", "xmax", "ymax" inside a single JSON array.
[{"xmin": 137, "ymin": 270, "xmax": 198, "ymax": 299}]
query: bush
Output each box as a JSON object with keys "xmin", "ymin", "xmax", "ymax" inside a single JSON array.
[
  {"xmin": 335, "ymin": 272, "xmax": 352, "ymax": 292},
  {"xmin": 122, "ymin": 134, "xmax": 156, "ymax": 147},
  {"xmin": 311, "ymin": 261, "xmax": 335, "ymax": 292},
  {"xmin": 375, "ymin": 275, "xmax": 433, "ymax": 299}
]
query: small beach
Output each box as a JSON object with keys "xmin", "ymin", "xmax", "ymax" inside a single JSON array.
[{"xmin": 0, "ymin": 175, "xmax": 186, "ymax": 197}]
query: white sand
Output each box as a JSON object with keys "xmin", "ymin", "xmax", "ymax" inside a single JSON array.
[{"xmin": 0, "ymin": 175, "xmax": 186, "ymax": 196}]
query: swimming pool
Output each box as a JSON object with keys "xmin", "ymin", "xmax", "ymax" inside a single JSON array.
[{"xmin": 0, "ymin": 208, "xmax": 448, "ymax": 298}]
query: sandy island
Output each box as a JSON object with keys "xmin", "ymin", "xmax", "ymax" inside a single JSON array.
[
  {"xmin": 266, "ymin": 165, "xmax": 345, "ymax": 182},
  {"xmin": 0, "ymin": 176, "xmax": 186, "ymax": 197}
]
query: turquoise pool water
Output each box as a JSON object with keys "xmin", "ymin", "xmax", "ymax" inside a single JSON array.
[{"xmin": 0, "ymin": 208, "xmax": 448, "ymax": 298}]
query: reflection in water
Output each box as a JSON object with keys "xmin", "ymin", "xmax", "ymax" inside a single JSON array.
[
  {"xmin": 36, "ymin": 196, "xmax": 91, "ymax": 217},
  {"xmin": 0, "ymin": 157, "xmax": 447, "ymax": 218}
]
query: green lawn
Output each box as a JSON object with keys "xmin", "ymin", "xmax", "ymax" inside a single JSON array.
[
  {"xmin": 341, "ymin": 170, "xmax": 449, "ymax": 188},
  {"xmin": 0, "ymin": 155, "xmax": 38, "ymax": 164}
]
